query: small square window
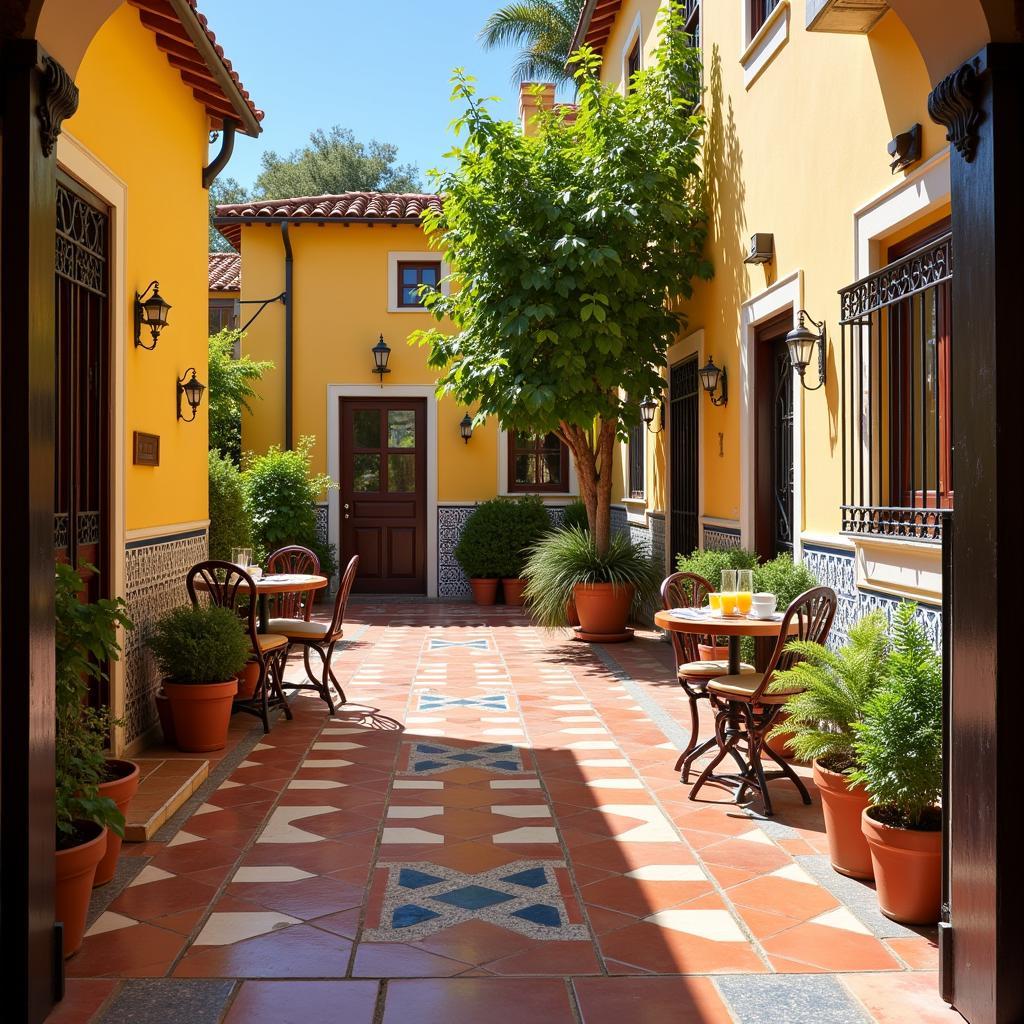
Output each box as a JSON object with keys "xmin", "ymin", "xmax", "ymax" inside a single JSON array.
[{"xmin": 397, "ymin": 261, "xmax": 442, "ymax": 308}]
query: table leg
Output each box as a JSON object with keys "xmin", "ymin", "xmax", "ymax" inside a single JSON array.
[
  {"xmin": 728, "ymin": 636, "xmax": 740, "ymax": 675},
  {"xmin": 258, "ymin": 594, "xmax": 269, "ymax": 635}
]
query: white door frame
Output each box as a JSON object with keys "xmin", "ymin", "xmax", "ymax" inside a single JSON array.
[{"xmin": 327, "ymin": 384, "xmax": 438, "ymax": 597}]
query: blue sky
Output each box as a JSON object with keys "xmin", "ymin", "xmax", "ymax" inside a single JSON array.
[{"xmin": 201, "ymin": 0, "xmax": 546, "ymax": 191}]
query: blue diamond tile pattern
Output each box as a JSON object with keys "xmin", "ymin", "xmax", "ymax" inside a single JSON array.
[
  {"xmin": 405, "ymin": 741, "xmax": 525, "ymax": 775},
  {"xmin": 427, "ymin": 638, "xmax": 490, "ymax": 650},
  {"xmin": 366, "ymin": 861, "xmax": 587, "ymax": 942},
  {"xmin": 416, "ymin": 693, "xmax": 511, "ymax": 712}
]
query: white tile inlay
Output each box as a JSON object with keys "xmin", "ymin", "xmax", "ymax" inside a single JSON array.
[
  {"xmin": 192, "ymin": 802, "xmax": 220, "ymax": 816},
  {"xmin": 194, "ymin": 911, "xmax": 301, "ymax": 946},
  {"xmin": 489, "ymin": 779, "xmax": 542, "ymax": 789},
  {"xmin": 561, "ymin": 727, "xmax": 608, "ymax": 735},
  {"xmin": 322, "ymin": 728, "xmax": 370, "ymax": 735},
  {"xmin": 626, "ymin": 864, "xmax": 706, "ymax": 881},
  {"xmin": 257, "ymin": 806, "xmax": 334, "ymax": 844},
  {"xmin": 643, "ymin": 909, "xmax": 746, "ymax": 942},
  {"xmin": 493, "ymin": 826, "xmax": 559, "ymax": 844},
  {"xmin": 252, "ymin": 742, "xmax": 275, "ymax": 751},
  {"xmin": 586, "ymin": 778, "xmax": 644, "ymax": 790},
  {"xmin": 313, "ymin": 742, "xmax": 364, "ymax": 751},
  {"xmin": 381, "ymin": 827, "xmax": 444, "ymax": 844},
  {"xmin": 128, "ymin": 865, "xmax": 175, "ymax": 888},
  {"xmin": 217, "ymin": 780, "xmax": 242, "ymax": 790},
  {"xmin": 736, "ymin": 829, "xmax": 774, "ymax": 846},
  {"xmin": 85, "ymin": 912, "xmax": 137, "ymax": 937},
  {"xmin": 810, "ymin": 907, "xmax": 873, "ymax": 935},
  {"xmin": 769, "ymin": 863, "xmax": 818, "ymax": 885},
  {"xmin": 394, "ymin": 780, "xmax": 444, "ymax": 790},
  {"xmin": 387, "ymin": 806, "xmax": 443, "ymax": 819},
  {"xmin": 491, "ymin": 805, "xmax": 551, "ymax": 818},
  {"xmin": 300, "ymin": 759, "xmax": 353, "ymax": 769},
  {"xmin": 568, "ymin": 741, "xmax": 617, "ymax": 750},
  {"xmin": 236, "ymin": 760, "xmax": 260, "ymax": 769},
  {"xmin": 168, "ymin": 831, "xmax": 204, "ymax": 847},
  {"xmin": 578, "ymin": 758, "xmax": 631, "ymax": 767},
  {"xmin": 557, "ymin": 716, "xmax": 602, "ymax": 723},
  {"xmin": 232, "ymin": 866, "xmax": 316, "ymax": 883},
  {"xmin": 597, "ymin": 804, "xmax": 678, "ymax": 843},
  {"xmin": 483, "ymin": 728, "xmax": 524, "ymax": 736},
  {"xmin": 287, "ymin": 779, "xmax": 346, "ymax": 790}
]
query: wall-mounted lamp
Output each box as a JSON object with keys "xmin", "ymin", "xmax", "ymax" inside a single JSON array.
[
  {"xmin": 785, "ymin": 310, "xmax": 827, "ymax": 391},
  {"xmin": 699, "ymin": 357, "xmax": 728, "ymax": 407},
  {"xmin": 372, "ymin": 334, "xmax": 392, "ymax": 386},
  {"xmin": 176, "ymin": 368, "xmax": 206, "ymax": 422},
  {"xmin": 459, "ymin": 413, "xmax": 474, "ymax": 444},
  {"xmin": 640, "ymin": 395, "xmax": 664, "ymax": 433},
  {"xmin": 134, "ymin": 280, "xmax": 172, "ymax": 349}
]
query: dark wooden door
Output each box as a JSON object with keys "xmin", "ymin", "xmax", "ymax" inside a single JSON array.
[
  {"xmin": 755, "ymin": 311, "xmax": 794, "ymax": 561},
  {"xmin": 340, "ymin": 397, "xmax": 427, "ymax": 593},
  {"xmin": 670, "ymin": 355, "xmax": 699, "ymax": 559}
]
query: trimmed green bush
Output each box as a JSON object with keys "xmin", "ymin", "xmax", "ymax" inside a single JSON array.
[
  {"xmin": 559, "ymin": 499, "xmax": 589, "ymax": 533},
  {"xmin": 756, "ymin": 553, "xmax": 820, "ymax": 611},
  {"xmin": 454, "ymin": 496, "xmax": 551, "ymax": 579},
  {"xmin": 209, "ymin": 449, "xmax": 252, "ymax": 561},
  {"xmin": 674, "ymin": 546, "xmax": 758, "ymax": 585},
  {"xmin": 147, "ymin": 605, "xmax": 251, "ymax": 684}
]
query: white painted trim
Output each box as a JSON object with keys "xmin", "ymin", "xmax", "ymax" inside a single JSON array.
[
  {"xmin": 739, "ymin": 271, "xmax": 804, "ymax": 560},
  {"xmin": 619, "ymin": 11, "xmax": 644, "ymax": 93},
  {"xmin": 326, "ymin": 384, "xmax": 439, "ymax": 597},
  {"xmin": 666, "ymin": 329, "xmax": 704, "ymax": 568},
  {"xmin": 387, "ymin": 250, "xmax": 451, "ymax": 313},
  {"xmin": 125, "ymin": 519, "xmax": 211, "ymax": 543},
  {"xmin": 496, "ymin": 428, "xmax": 579, "ymax": 498},
  {"xmin": 800, "ymin": 530, "xmax": 855, "ymax": 552},
  {"xmin": 741, "ymin": 0, "xmax": 790, "ymax": 88},
  {"xmin": 853, "ymin": 148, "xmax": 951, "ymax": 276},
  {"xmin": 57, "ymin": 131, "xmax": 129, "ymax": 754}
]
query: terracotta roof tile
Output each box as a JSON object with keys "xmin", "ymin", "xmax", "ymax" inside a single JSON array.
[
  {"xmin": 214, "ymin": 192, "xmax": 443, "ymax": 249},
  {"xmin": 208, "ymin": 251, "xmax": 241, "ymax": 291}
]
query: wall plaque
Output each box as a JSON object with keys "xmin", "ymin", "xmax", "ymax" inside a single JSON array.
[{"xmin": 133, "ymin": 431, "xmax": 160, "ymax": 466}]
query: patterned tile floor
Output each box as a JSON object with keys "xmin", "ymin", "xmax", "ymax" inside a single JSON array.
[{"xmin": 52, "ymin": 603, "xmax": 959, "ymax": 1024}]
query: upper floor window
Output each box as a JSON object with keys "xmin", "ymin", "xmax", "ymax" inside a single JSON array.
[
  {"xmin": 508, "ymin": 431, "xmax": 570, "ymax": 493},
  {"xmin": 683, "ymin": 0, "xmax": 700, "ymax": 50},
  {"xmin": 626, "ymin": 37, "xmax": 641, "ymax": 92},
  {"xmin": 750, "ymin": 0, "xmax": 781, "ymax": 37},
  {"xmin": 208, "ymin": 298, "xmax": 237, "ymax": 335},
  {"xmin": 628, "ymin": 422, "xmax": 645, "ymax": 499},
  {"xmin": 397, "ymin": 260, "xmax": 441, "ymax": 309}
]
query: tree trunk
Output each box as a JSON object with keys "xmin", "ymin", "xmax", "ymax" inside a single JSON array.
[{"xmin": 559, "ymin": 417, "xmax": 617, "ymax": 557}]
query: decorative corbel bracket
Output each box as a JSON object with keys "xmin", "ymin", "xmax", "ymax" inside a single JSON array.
[
  {"xmin": 203, "ymin": 119, "xmax": 237, "ymax": 189},
  {"xmin": 37, "ymin": 54, "xmax": 78, "ymax": 157},
  {"xmin": 928, "ymin": 59, "xmax": 983, "ymax": 163}
]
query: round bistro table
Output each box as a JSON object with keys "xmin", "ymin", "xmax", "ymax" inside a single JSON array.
[
  {"xmin": 252, "ymin": 573, "xmax": 328, "ymax": 633},
  {"xmin": 653, "ymin": 608, "xmax": 799, "ymax": 675}
]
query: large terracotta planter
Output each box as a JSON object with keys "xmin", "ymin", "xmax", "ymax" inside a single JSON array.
[
  {"xmin": 566, "ymin": 599, "xmax": 580, "ymax": 628},
  {"xmin": 502, "ymin": 578, "xmax": 527, "ymax": 606},
  {"xmin": 813, "ymin": 759, "xmax": 873, "ymax": 880},
  {"xmin": 469, "ymin": 578, "xmax": 499, "ymax": 606},
  {"xmin": 93, "ymin": 759, "xmax": 140, "ymax": 887},
  {"xmin": 861, "ymin": 806, "xmax": 942, "ymax": 924},
  {"xmin": 56, "ymin": 821, "xmax": 107, "ymax": 957},
  {"xmin": 698, "ymin": 643, "xmax": 729, "ymax": 662},
  {"xmin": 164, "ymin": 679, "xmax": 238, "ymax": 752},
  {"xmin": 236, "ymin": 660, "xmax": 260, "ymax": 700},
  {"xmin": 572, "ymin": 582, "xmax": 635, "ymax": 641}
]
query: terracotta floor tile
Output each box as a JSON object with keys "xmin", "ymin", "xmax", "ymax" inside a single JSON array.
[
  {"xmin": 107, "ymin": 875, "xmax": 219, "ymax": 922},
  {"xmin": 762, "ymin": 921, "xmax": 903, "ymax": 972},
  {"xmin": 484, "ymin": 940, "xmax": 601, "ymax": 976},
  {"xmin": 44, "ymin": 979, "xmax": 119, "ymax": 1023},
  {"xmin": 725, "ymin": 874, "xmax": 840, "ymax": 921},
  {"xmin": 841, "ymin": 972, "xmax": 955, "ymax": 1022},
  {"xmin": 599, "ymin": 921, "xmax": 765, "ymax": 976},
  {"xmin": 225, "ymin": 875, "xmax": 366, "ymax": 919},
  {"xmin": 886, "ymin": 935, "xmax": 940, "ymax": 970},
  {"xmin": 223, "ymin": 980, "xmax": 379, "ymax": 1024},
  {"xmin": 174, "ymin": 924, "xmax": 352, "ymax": 978},
  {"xmin": 412, "ymin": 919, "xmax": 536, "ymax": 966},
  {"xmin": 573, "ymin": 976, "xmax": 735, "ymax": 1024},
  {"xmin": 351, "ymin": 942, "xmax": 472, "ymax": 978},
  {"xmin": 66, "ymin": 922, "xmax": 186, "ymax": 978},
  {"xmin": 383, "ymin": 978, "xmax": 575, "ymax": 1024}
]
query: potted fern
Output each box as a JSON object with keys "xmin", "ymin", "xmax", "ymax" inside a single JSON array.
[
  {"xmin": 852, "ymin": 602, "xmax": 943, "ymax": 924},
  {"xmin": 768, "ymin": 610, "xmax": 888, "ymax": 879}
]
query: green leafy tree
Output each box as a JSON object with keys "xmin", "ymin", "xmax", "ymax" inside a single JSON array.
[
  {"xmin": 209, "ymin": 175, "xmax": 250, "ymax": 252},
  {"xmin": 480, "ymin": 0, "xmax": 587, "ymax": 88},
  {"xmin": 208, "ymin": 329, "xmax": 274, "ymax": 464},
  {"xmin": 414, "ymin": 6, "xmax": 710, "ymax": 556}
]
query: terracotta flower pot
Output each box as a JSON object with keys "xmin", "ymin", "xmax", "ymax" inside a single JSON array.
[
  {"xmin": 765, "ymin": 710, "xmax": 798, "ymax": 762},
  {"xmin": 469, "ymin": 578, "xmax": 499, "ymax": 605},
  {"xmin": 566, "ymin": 599, "xmax": 580, "ymax": 627},
  {"xmin": 93, "ymin": 759, "xmax": 140, "ymax": 887},
  {"xmin": 573, "ymin": 582, "xmax": 635, "ymax": 637},
  {"xmin": 56, "ymin": 821, "xmax": 107, "ymax": 958},
  {"xmin": 164, "ymin": 679, "xmax": 239, "ymax": 752},
  {"xmin": 698, "ymin": 643, "xmax": 729, "ymax": 662},
  {"xmin": 236, "ymin": 660, "xmax": 260, "ymax": 700},
  {"xmin": 861, "ymin": 806, "xmax": 942, "ymax": 924},
  {"xmin": 813, "ymin": 759, "xmax": 873, "ymax": 880},
  {"xmin": 502, "ymin": 578, "xmax": 527, "ymax": 606}
]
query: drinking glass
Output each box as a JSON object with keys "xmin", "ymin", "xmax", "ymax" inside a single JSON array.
[
  {"xmin": 230, "ymin": 547, "xmax": 252, "ymax": 569},
  {"xmin": 708, "ymin": 592, "xmax": 722, "ymax": 615},
  {"xmin": 719, "ymin": 569, "xmax": 737, "ymax": 617},
  {"xmin": 736, "ymin": 569, "xmax": 754, "ymax": 615}
]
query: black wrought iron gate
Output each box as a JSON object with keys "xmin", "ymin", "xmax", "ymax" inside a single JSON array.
[{"xmin": 670, "ymin": 355, "xmax": 699, "ymax": 559}]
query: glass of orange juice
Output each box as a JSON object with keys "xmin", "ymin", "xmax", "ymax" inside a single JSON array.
[
  {"xmin": 736, "ymin": 569, "xmax": 754, "ymax": 615},
  {"xmin": 719, "ymin": 570, "xmax": 737, "ymax": 616},
  {"xmin": 708, "ymin": 592, "xmax": 722, "ymax": 615}
]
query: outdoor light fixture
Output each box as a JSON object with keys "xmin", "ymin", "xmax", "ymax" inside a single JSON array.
[
  {"xmin": 640, "ymin": 395, "xmax": 665, "ymax": 433},
  {"xmin": 699, "ymin": 357, "xmax": 728, "ymax": 407},
  {"xmin": 372, "ymin": 334, "xmax": 392, "ymax": 385},
  {"xmin": 459, "ymin": 413, "xmax": 474, "ymax": 444},
  {"xmin": 176, "ymin": 368, "xmax": 206, "ymax": 422},
  {"xmin": 785, "ymin": 310, "xmax": 827, "ymax": 391},
  {"xmin": 134, "ymin": 280, "xmax": 172, "ymax": 349}
]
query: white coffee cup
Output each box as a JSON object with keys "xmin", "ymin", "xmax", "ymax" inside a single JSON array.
[
  {"xmin": 750, "ymin": 592, "xmax": 777, "ymax": 617},
  {"xmin": 248, "ymin": 565, "xmax": 263, "ymax": 581}
]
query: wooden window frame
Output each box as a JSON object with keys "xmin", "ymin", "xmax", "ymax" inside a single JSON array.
[
  {"xmin": 396, "ymin": 260, "xmax": 441, "ymax": 309},
  {"xmin": 750, "ymin": 0, "xmax": 780, "ymax": 38},
  {"xmin": 208, "ymin": 298, "xmax": 236, "ymax": 334},
  {"xmin": 506, "ymin": 432, "xmax": 570, "ymax": 493},
  {"xmin": 628, "ymin": 422, "xmax": 645, "ymax": 500},
  {"xmin": 626, "ymin": 37, "xmax": 642, "ymax": 92}
]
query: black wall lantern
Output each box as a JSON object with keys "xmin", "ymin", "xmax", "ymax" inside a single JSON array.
[
  {"xmin": 459, "ymin": 413, "xmax": 474, "ymax": 444},
  {"xmin": 640, "ymin": 395, "xmax": 664, "ymax": 433},
  {"xmin": 134, "ymin": 280, "xmax": 172, "ymax": 349},
  {"xmin": 785, "ymin": 310, "xmax": 827, "ymax": 391},
  {"xmin": 372, "ymin": 334, "xmax": 392, "ymax": 385},
  {"xmin": 699, "ymin": 357, "xmax": 728, "ymax": 407},
  {"xmin": 176, "ymin": 368, "xmax": 206, "ymax": 422}
]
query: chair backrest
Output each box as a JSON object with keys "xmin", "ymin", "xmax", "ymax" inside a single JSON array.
[
  {"xmin": 661, "ymin": 571, "xmax": 715, "ymax": 667},
  {"xmin": 266, "ymin": 545, "xmax": 320, "ymax": 620},
  {"xmin": 325, "ymin": 555, "xmax": 360, "ymax": 640},
  {"xmin": 754, "ymin": 585, "xmax": 838, "ymax": 700},
  {"xmin": 186, "ymin": 560, "xmax": 259, "ymax": 654}
]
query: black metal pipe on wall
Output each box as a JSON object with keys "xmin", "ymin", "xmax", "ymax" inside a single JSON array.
[{"xmin": 281, "ymin": 220, "xmax": 293, "ymax": 450}]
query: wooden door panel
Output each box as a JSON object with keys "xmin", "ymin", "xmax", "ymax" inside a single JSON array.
[
  {"xmin": 388, "ymin": 527, "xmax": 417, "ymax": 578},
  {"xmin": 353, "ymin": 528, "xmax": 383, "ymax": 579}
]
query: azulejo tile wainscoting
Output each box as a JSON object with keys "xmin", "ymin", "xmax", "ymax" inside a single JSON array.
[
  {"xmin": 123, "ymin": 528, "xmax": 209, "ymax": 747},
  {"xmin": 701, "ymin": 521, "xmax": 742, "ymax": 552}
]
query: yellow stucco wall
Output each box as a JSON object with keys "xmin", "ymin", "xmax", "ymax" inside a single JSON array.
[
  {"xmin": 237, "ymin": 222, "xmax": 500, "ymax": 503},
  {"xmin": 69, "ymin": 4, "xmax": 211, "ymax": 533}
]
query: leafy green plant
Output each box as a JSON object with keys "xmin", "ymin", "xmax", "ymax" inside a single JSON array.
[
  {"xmin": 523, "ymin": 526, "xmax": 661, "ymax": 628},
  {"xmin": 413, "ymin": 5, "xmax": 709, "ymax": 556},
  {"xmin": 55, "ymin": 563, "xmax": 133, "ymax": 845},
  {"xmin": 559, "ymin": 499, "xmax": 589, "ymax": 533},
  {"xmin": 767, "ymin": 611, "xmax": 889, "ymax": 771},
  {"xmin": 755, "ymin": 553, "xmax": 819, "ymax": 611},
  {"xmin": 243, "ymin": 436, "xmax": 336, "ymax": 574},
  {"xmin": 147, "ymin": 605, "xmax": 251, "ymax": 685},
  {"xmin": 209, "ymin": 449, "xmax": 252, "ymax": 561},
  {"xmin": 455, "ymin": 496, "xmax": 551, "ymax": 579},
  {"xmin": 675, "ymin": 546, "xmax": 758, "ymax": 584},
  {"xmin": 207, "ymin": 329, "xmax": 274, "ymax": 464},
  {"xmin": 479, "ymin": 0, "xmax": 586, "ymax": 87},
  {"xmin": 850, "ymin": 603, "xmax": 943, "ymax": 829}
]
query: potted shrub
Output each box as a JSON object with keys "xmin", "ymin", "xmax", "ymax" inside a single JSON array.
[
  {"xmin": 55, "ymin": 563, "xmax": 133, "ymax": 953},
  {"xmin": 851, "ymin": 603, "xmax": 943, "ymax": 924},
  {"xmin": 523, "ymin": 526, "xmax": 660, "ymax": 640},
  {"xmin": 558, "ymin": 500, "xmax": 588, "ymax": 624},
  {"xmin": 148, "ymin": 605, "xmax": 251, "ymax": 752},
  {"xmin": 502, "ymin": 496, "xmax": 550, "ymax": 605},
  {"xmin": 767, "ymin": 610, "xmax": 888, "ymax": 879}
]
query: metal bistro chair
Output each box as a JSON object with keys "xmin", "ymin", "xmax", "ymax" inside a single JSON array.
[
  {"xmin": 661, "ymin": 572, "xmax": 757, "ymax": 781},
  {"xmin": 186, "ymin": 560, "xmax": 293, "ymax": 733},
  {"xmin": 265, "ymin": 544, "xmax": 320, "ymax": 620},
  {"xmin": 690, "ymin": 585, "xmax": 837, "ymax": 816},
  {"xmin": 268, "ymin": 555, "xmax": 359, "ymax": 715}
]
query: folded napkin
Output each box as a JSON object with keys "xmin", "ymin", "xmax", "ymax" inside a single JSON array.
[{"xmin": 668, "ymin": 608, "xmax": 709, "ymax": 620}]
